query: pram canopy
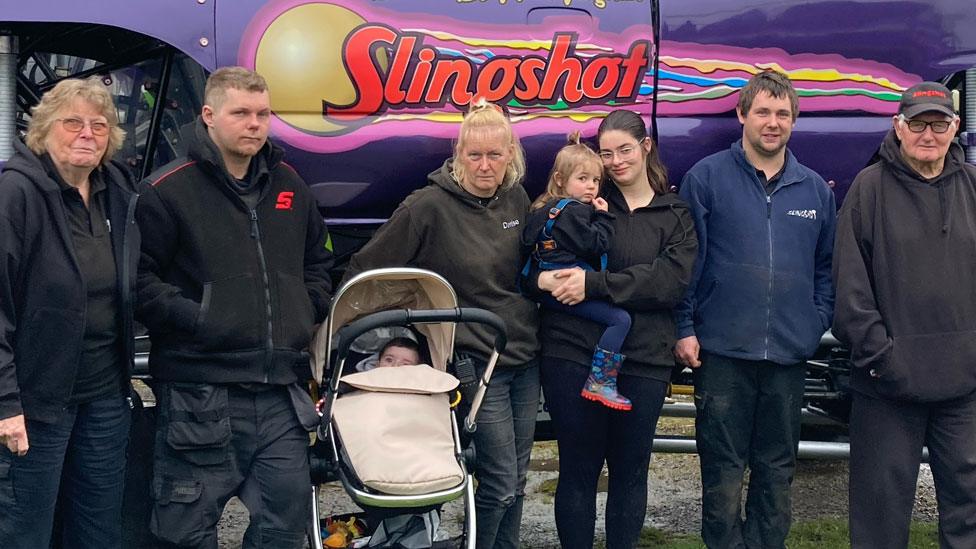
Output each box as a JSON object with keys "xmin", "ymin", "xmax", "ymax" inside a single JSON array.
[{"xmin": 310, "ymin": 268, "xmax": 459, "ymax": 383}]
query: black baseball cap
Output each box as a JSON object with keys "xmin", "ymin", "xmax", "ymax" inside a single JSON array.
[{"xmin": 898, "ymin": 82, "xmax": 955, "ymax": 118}]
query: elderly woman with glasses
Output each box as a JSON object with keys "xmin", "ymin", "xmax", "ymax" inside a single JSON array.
[{"xmin": 0, "ymin": 77, "xmax": 139, "ymax": 549}]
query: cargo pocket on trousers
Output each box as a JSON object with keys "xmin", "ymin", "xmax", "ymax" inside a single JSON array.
[
  {"xmin": 165, "ymin": 383, "xmax": 231, "ymax": 466},
  {"xmin": 150, "ymin": 477, "xmax": 206, "ymax": 546},
  {"xmin": 152, "ymin": 477, "xmax": 203, "ymax": 505}
]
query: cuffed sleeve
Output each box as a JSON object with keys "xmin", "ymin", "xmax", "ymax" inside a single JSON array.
[
  {"xmin": 673, "ymin": 172, "xmax": 710, "ymax": 337},
  {"xmin": 302, "ymin": 198, "xmax": 334, "ymax": 323},
  {"xmin": 832, "ymin": 191, "xmax": 891, "ymax": 369},
  {"xmin": 813, "ymin": 183, "xmax": 837, "ymax": 332},
  {"xmin": 549, "ymin": 204, "xmax": 615, "ymax": 260},
  {"xmin": 0, "ymin": 204, "xmax": 24, "ymax": 419},
  {"xmin": 135, "ymin": 182, "xmax": 201, "ymax": 332}
]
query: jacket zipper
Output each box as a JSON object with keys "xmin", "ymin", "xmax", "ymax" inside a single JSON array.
[
  {"xmin": 764, "ymin": 193, "xmax": 773, "ymax": 360},
  {"xmin": 250, "ymin": 209, "xmax": 274, "ymax": 383},
  {"xmin": 122, "ymin": 192, "xmax": 139, "ymax": 375}
]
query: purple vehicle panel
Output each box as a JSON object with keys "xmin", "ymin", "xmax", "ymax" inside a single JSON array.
[{"xmin": 1, "ymin": 0, "xmax": 974, "ymax": 220}]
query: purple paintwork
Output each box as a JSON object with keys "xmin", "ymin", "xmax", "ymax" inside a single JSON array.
[{"xmin": 2, "ymin": 0, "xmax": 974, "ymax": 222}]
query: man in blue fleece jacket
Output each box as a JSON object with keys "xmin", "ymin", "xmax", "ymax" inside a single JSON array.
[{"xmin": 674, "ymin": 71, "xmax": 836, "ymax": 549}]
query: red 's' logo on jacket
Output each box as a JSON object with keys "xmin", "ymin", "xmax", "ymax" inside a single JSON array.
[{"xmin": 275, "ymin": 191, "xmax": 294, "ymax": 210}]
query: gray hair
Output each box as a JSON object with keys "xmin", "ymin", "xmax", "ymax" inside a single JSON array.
[{"xmin": 25, "ymin": 77, "xmax": 125, "ymax": 164}]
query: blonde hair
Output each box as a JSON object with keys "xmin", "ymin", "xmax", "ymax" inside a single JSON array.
[
  {"xmin": 204, "ymin": 66, "xmax": 269, "ymax": 110},
  {"xmin": 531, "ymin": 131, "xmax": 603, "ymax": 210},
  {"xmin": 451, "ymin": 98, "xmax": 526, "ymax": 191},
  {"xmin": 25, "ymin": 77, "xmax": 125, "ymax": 164}
]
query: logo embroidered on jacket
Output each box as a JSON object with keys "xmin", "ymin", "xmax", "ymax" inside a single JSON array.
[
  {"xmin": 786, "ymin": 209, "xmax": 817, "ymax": 220},
  {"xmin": 503, "ymin": 219, "xmax": 520, "ymax": 229},
  {"xmin": 275, "ymin": 191, "xmax": 294, "ymax": 210}
]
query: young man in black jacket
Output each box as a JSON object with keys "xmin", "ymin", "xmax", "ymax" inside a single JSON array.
[
  {"xmin": 834, "ymin": 82, "xmax": 976, "ymax": 549},
  {"xmin": 136, "ymin": 67, "xmax": 333, "ymax": 548}
]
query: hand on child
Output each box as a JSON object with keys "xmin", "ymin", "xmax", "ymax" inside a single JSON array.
[{"xmin": 592, "ymin": 197, "xmax": 608, "ymax": 212}]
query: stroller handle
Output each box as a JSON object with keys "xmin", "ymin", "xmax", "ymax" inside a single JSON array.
[{"xmin": 333, "ymin": 307, "xmax": 508, "ymax": 359}]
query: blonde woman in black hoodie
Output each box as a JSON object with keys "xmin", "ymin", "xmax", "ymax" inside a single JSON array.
[
  {"xmin": 345, "ymin": 99, "xmax": 540, "ymax": 549},
  {"xmin": 834, "ymin": 82, "xmax": 976, "ymax": 549}
]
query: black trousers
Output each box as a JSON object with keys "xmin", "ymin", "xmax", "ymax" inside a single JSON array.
[
  {"xmin": 849, "ymin": 389, "xmax": 976, "ymax": 549},
  {"xmin": 540, "ymin": 357, "xmax": 668, "ymax": 549},
  {"xmin": 150, "ymin": 383, "xmax": 310, "ymax": 549},
  {"xmin": 694, "ymin": 352, "xmax": 805, "ymax": 549}
]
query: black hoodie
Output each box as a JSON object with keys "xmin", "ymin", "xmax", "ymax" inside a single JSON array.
[
  {"xmin": 536, "ymin": 183, "xmax": 698, "ymax": 380},
  {"xmin": 136, "ymin": 118, "xmax": 333, "ymax": 385},
  {"xmin": 345, "ymin": 159, "xmax": 540, "ymax": 367},
  {"xmin": 0, "ymin": 139, "xmax": 139, "ymax": 422},
  {"xmin": 833, "ymin": 130, "xmax": 976, "ymax": 402}
]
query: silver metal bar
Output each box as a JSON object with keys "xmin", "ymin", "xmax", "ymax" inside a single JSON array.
[
  {"xmin": 0, "ymin": 34, "xmax": 18, "ymax": 162},
  {"xmin": 966, "ymin": 69, "xmax": 976, "ymax": 164},
  {"xmin": 464, "ymin": 474, "xmax": 477, "ymax": 549},
  {"xmin": 463, "ymin": 349, "xmax": 501, "ymax": 432},
  {"xmin": 653, "ymin": 436, "xmax": 931, "ymax": 462},
  {"xmin": 661, "ymin": 401, "xmax": 841, "ymax": 426},
  {"xmin": 309, "ymin": 485, "xmax": 324, "ymax": 549}
]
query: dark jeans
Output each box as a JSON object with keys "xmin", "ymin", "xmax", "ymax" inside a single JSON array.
[
  {"xmin": 470, "ymin": 360, "xmax": 540, "ymax": 549},
  {"xmin": 539, "ymin": 295, "xmax": 631, "ymax": 353},
  {"xmin": 849, "ymin": 389, "xmax": 976, "ymax": 549},
  {"xmin": 150, "ymin": 383, "xmax": 310, "ymax": 549},
  {"xmin": 0, "ymin": 394, "xmax": 131, "ymax": 549},
  {"xmin": 694, "ymin": 352, "xmax": 804, "ymax": 549},
  {"xmin": 540, "ymin": 357, "xmax": 668, "ymax": 549}
]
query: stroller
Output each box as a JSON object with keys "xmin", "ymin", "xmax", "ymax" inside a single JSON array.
[{"xmin": 308, "ymin": 268, "xmax": 507, "ymax": 549}]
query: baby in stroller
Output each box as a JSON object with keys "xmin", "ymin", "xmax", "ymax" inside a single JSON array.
[{"xmin": 309, "ymin": 268, "xmax": 506, "ymax": 549}]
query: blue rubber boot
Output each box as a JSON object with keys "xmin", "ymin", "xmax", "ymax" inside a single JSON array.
[{"xmin": 581, "ymin": 347, "xmax": 632, "ymax": 411}]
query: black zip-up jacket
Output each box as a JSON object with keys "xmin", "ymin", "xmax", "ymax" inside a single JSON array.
[
  {"xmin": 0, "ymin": 139, "xmax": 139, "ymax": 423},
  {"xmin": 345, "ymin": 159, "xmax": 540, "ymax": 367},
  {"xmin": 521, "ymin": 198, "xmax": 615, "ymax": 270},
  {"xmin": 537, "ymin": 184, "xmax": 698, "ymax": 380},
  {"xmin": 833, "ymin": 130, "xmax": 976, "ymax": 402},
  {"xmin": 136, "ymin": 118, "xmax": 333, "ymax": 384}
]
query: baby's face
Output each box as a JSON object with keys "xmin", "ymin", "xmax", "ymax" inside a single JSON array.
[{"xmin": 378, "ymin": 346, "xmax": 420, "ymax": 368}]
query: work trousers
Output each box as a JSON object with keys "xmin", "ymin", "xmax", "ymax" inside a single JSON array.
[
  {"xmin": 694, "ymin": 352, "xmax": 805, "ymax": 549},
  {"xmin": 150, "ymin": 383, "xmax": 310, "ymax": 549}
]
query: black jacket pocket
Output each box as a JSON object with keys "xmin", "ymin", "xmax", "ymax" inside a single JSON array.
[{"xmin": 194, "ymin": 274, "xmax": 264, "ymax": 352}]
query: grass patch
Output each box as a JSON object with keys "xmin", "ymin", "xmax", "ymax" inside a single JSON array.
[
  {"xmin": 537, "ymin": 478, "xmax": 558, "ymax": 496},
  {"xmin": 591, "ymin": 519, "xmax": 939, "ymax": 548}
]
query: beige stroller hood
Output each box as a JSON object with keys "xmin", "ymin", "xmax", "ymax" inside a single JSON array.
[{"xmin": 310, "ymin": 268, "xmax": 458, "ymax": 383}]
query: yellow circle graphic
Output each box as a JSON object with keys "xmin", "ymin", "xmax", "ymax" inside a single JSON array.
[{"xmin": 255, "ymin": 3, "xmax": 385, "ymax": 134}]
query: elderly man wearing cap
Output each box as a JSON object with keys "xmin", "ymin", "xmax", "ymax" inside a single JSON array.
[{"xmin": 834, "ymin": 81, "xmax": 976, "ymax": 548}]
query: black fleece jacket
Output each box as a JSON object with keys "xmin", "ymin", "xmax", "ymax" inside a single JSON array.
[
  {"xmin": 136, "ymin": 118, "xmax": 333, "ymax": 384},
  {"xmin": 521, "ymin": 198, "xmax": 615, "ymax": 270},
  {"xmin": 536, "ymin": 184, "xmax": 698, "ymax": 380},
  {"xmin": 0, "ymin": 139, "xmax": 139, "ymax": 422},
  {"xmin": 833, "ymin": 130, "xmax": 976, "ymax": 402},
  {"xmin": 345, "ymin": 159, "xmax": 540, "ymax": 367}
]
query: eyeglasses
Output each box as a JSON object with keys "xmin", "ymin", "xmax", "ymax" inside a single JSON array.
[
  {"xmin": 599, "ymin": 140, "xmax": 644, "ymax": 161},
  {"xmin": 900, "ymin": 116, "xmax": 953, "ymax": 134},
  {"xmin": 56, "ymin": 117, "xmax": 110, "ymax": 136}
]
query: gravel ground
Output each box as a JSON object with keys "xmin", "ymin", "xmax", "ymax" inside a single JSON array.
[{"xmin": 216, "ymin": 404, "xmax": 939, "ymax": 548}]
